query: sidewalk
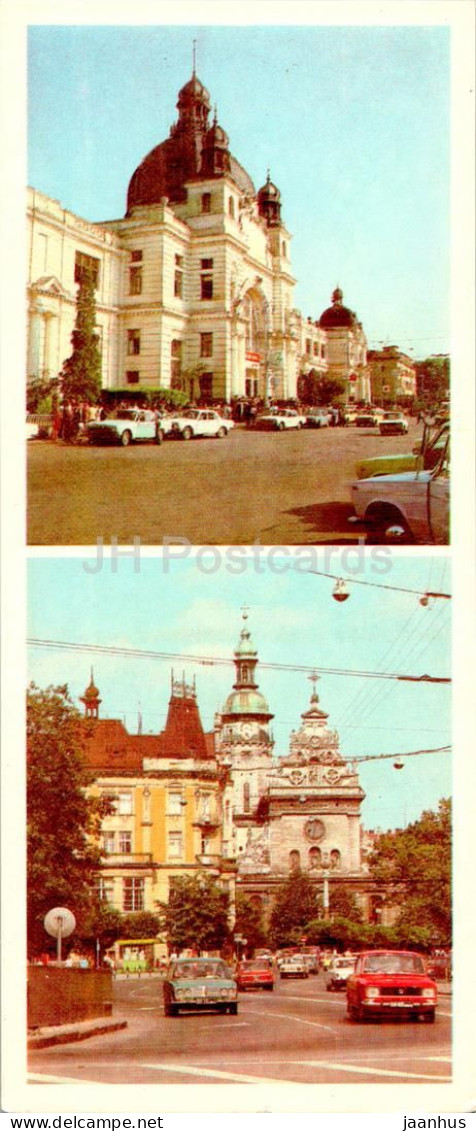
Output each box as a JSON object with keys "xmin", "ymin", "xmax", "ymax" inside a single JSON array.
[{"xmin": 28, "ymin": 1016, "xmax": 127, "ymax": 1050}]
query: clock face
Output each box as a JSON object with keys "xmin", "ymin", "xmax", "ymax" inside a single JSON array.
[{"xmin": 305, "ymin": 818, "xmax": 325, "ymax": 842}]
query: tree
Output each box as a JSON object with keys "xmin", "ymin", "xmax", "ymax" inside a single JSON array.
[
  {"xmin": 234, "ymin": 893, "xmax": 268, "ymax": 952},
  {"xmin": 329, "ymin": 886, "xmax": 363, "ymax": 922},
  {"xmin": 298, "ymin": 370, "xmax": 345, "ymax": 406},
  {"xmin": 414, "ymin": 356, "xmax": 450, "ymax": 408},
  {"xmin": 27, "ymin": 683, "xmax": 108, "ymax": 956},
  {"xmin": 163, "ymin": 874, "xmax": 230, "ymax": 953},
  {"xmin": 268, "ymin": 873, "xmax": 319, "ymax": 947},
  {"xmin": 60, "ymin": 267, "xmax": 102, "ymax": 404},
  {"xmin": 368, "ymin": 799, "xmax": 451, "ymax": 945}
]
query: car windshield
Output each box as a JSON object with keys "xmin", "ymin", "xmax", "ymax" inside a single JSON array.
[
  {"xmin": 109, "ymin": 410, "xmax": 137, "ymax": 420},
  {"xmin": 362, "ymin": 954, "xmax": 425, "ymax": 974},
  {"xmin": 171, "ymin": 960, "xmax": 228, "ymax": 980},
  {"xmin": 179, "ymin": 410, "xmax": 201, "ymax": 419}
]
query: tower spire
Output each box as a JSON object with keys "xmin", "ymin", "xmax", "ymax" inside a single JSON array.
[{"xmin": 192, "ymin": 38, "xmax": 197, "ymax": 76}]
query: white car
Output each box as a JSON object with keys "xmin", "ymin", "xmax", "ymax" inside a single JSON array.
[
  {"xmin": 326, "ymin": 956, "xmax": 356, "ymax": 991},
  {"xmin": 255, "ymin": 408, "xmax": 306, "ymax": 431},
  {"xmin": 166, "ymin": 408, "xmax": 234, "ymax": 440},
  {"xmin": 87, "ymin": 408, "xmax": 164, "ymax": 447},
  {"xmin": 279, "ymin": 954, "xmax": 309, "ymax": 979},
  {"xmin": 305, "ymin": 409, "xmax": 331, "ymax": 428},
  {"xmin": 379, "ymin": 411, "xmax": 409, "ymax": 435},
  {"xmin": 350, "ymin": 444, "xmax": 449, "ymax": 544}
]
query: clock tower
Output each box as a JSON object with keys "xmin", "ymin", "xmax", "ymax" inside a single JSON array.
[{"xmin": 215, "ymin": 608, "xmax": 274, "ymax": 857}]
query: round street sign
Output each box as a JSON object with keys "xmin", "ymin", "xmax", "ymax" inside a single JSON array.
[{"xmin": 44, "ymin": 907, "xmax": 76, "ymax": 938}]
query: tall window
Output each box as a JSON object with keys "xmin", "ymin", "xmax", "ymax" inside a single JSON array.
[
  {"xmin": 75, "ymin": 251, "xmax": 100, "ymax": 288},
  {"xmin": 306, "ymin": 339, "xmax": 311, "ymax": 357},
  {"xmin": 289, "ymin": 850, "xmax": 301, "ymax": 872},
  {"xmin": 118, "ymin": 831, "xmax": 132, "ymax": 854},
  {"xmin": 330, "ymin": 849, "xmax": 341, "ymax": 870},
  {"xmin": 168, "ymin": 832, "xmax": 183, "ymax": 859},
  {"xmin": 201, "ymin": 192, "xmax": 211, "ymax": 214},
  {"xmin": 102, "ymin": 832, "xmax": 115, "ymax": 855},
  {"xmin": 96, "ymin": 877, "xmax": 114, "ymax": 903},
  {"xmin": 116, "ymin": 792, "xmax": 132, "ymax": 815},
  {"xmin": 123, "ymin": 877, "xmax": 144, "ymax": 912},
  {"xmin": 129, "ymin": 266, "xmax": 142, "ymax": 295},
  {"xmin": 171, "ymin": 339, "xmax": 183, "ymax": 389},
  {"xmin": 126, "ymin": 371, "xmax": 140, "ymax": 385},
  {"xmin": 199, "ymin": 373, "xmax": 213, "ymax": 399},
  {"xmin": 168, "ymin": 791, "xmax": 183, "ymax": 816},
  {"xmin": 200, "ymin": 258, "xmax": 213, "ymax": 300},
  {"xmin": 174, "ymin": 254, "xmax": 183, "ymax": 298},
  {"xmin": 309, "ymin": 846, "xmax": 321, "ymax": 869},
  {"xmin": 200, "ymin": 332, "xmax": 213, "ymax": 358},
  {"xmin": 127, "ymin": 329, "xmax": 141, "ymax": 356},
  {"xmin": 243, "ymin": 782, "xmax": 250, "ymax": 813}
]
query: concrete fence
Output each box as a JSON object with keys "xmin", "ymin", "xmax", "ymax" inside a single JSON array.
[{"xmin": 28, "ymin": 967, "xmax": 113, "ymax": 1030}]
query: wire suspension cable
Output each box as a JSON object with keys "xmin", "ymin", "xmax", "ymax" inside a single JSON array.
[{"xmin": 27, "ymin": 638, "xmax": 451, "ymax": 684}]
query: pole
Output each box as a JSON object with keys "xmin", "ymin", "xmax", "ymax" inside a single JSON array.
[
  {"xmin": 323, "ymin": 872, "xmax": 329, "ymax": 916},
  {"xmin": 56, "ymin": 915, "xmax": 63, "ymax": 963}
]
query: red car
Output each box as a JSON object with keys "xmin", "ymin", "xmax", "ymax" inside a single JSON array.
[
  {"xmin": 346, "ymin": 950, "xmax": 437, "ymax": 1023},
  {"xmin": 236, "ymin": 959, "xmax": 275, "ymax": 992}
]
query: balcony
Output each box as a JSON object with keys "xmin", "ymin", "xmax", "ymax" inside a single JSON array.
[
  {"xmin": 195, "ymin": 853, "xmax": 222, "ymax": 868},
  {"xmin": 100, "ymin": 852, "xmax": 153, "ymax": 867}
]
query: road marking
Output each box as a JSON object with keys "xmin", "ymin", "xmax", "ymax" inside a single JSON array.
[
  {"xmin": 246, "ymin": 1006, "xmax": 337, "ymax": 1034},
  {"xmin": 142, "ymin": 1063, "xmax": 298, "ymax": 1085},
  {"xmin": 424, "ymin": 1056, "xmax": 452, "ymax": 1062},
  {"xmin": 299, "ymin": 1060, "xmax": 451, "ymax": 1082},
  {"xmin": 28, "ymin": 1072, "xmax": 94, "ymax": 1085}
]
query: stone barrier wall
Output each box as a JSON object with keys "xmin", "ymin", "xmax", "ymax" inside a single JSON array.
[{"xmin": 28, "ymin": 967, "xmax": 113, "ymax": 1029}]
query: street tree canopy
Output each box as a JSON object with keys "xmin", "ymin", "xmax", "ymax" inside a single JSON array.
[
  {"xmin": 368, "ymin": 798, "xmax": 451, "ymax": 946},
  {"xmin": 163, "ymin": 874, "xmax": 230, "ymax": 953},
  {"xmin": 269, "ymin": 872, "xmax": 319, "ymax": 947},
  {"xmin": 234, "ymin": 892, "xmax": 268, "ymax": 952},
  {"xmin": 27, "ymin": 683, "xmax": 108, "ymax": 956},
  {"xmin": 60, "ymin": 267, "xmax": 102, "ymax": 404}
]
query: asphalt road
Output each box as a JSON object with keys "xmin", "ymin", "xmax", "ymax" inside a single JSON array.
[
  {"xmin": 27, "ymin": 422, "xmax": 423, "ymax": 546},
  {"xmin": 28, "ymin": 971, "xmax": 451, "ymax": 1086}
]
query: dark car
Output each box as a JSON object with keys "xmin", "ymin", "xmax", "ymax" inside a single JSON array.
[
  {"xmin": 356, "ymin": 413, "xmax": 379, "ymax": 428},
  {"xmin": 346, "ymin": 950, "xmax": 437, "ymax": 1023},
  {"xmin": 162, "ymin": 957, "xmax": 238, "ymax": 1016},
  {"xmin": 236, "ymin": 959, "xmax": 275, "ymax": 991}
]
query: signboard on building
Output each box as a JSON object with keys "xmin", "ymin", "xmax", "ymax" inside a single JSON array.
[{"xmin": 246, "ymin": 351, "xmax": 261, "ymax": 364}]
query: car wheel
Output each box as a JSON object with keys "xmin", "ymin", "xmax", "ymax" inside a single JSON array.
[
  {"xmin": 421, "ymin": 1011, "xmax": 436, "ymax": 1023},
  {"xmin": 347, "ymin": 1001, "xmax": 362, "ymax": 1022},
  {"xmin": 266, "ymin": 985, "xmax": 274, "ymax": 991},
  {"xmin": 181, "ymin": 427, "xmax": 193, "ymax": 441},
  {"xmin": 155, "ymin": 429, "xmax": 164, "ymax": 445},
  {"xmin": 164, "ymin": 1001, "xmax": 178, "ymax": 1017},
  {"xmin": 216, "ymin": 426, "xmax": 227, "ymax": 439},
  {"xmin": 365, "ymin": 504, "xmax": 414, "ymax": 545},
  {"xmin": 120, "ymin": 430, "xmax": 132, "ymax": 447},
  {"xmin": 277, "ymin": 422, "xmax": 285, "ymax": 431},
  {"xmin": 229, "ymin": 1003, "xmax": 238, "ymax": 1015}
]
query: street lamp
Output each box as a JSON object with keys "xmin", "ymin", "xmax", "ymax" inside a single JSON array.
[{"xmin": 322, "ymin": 870, "xmax": 330, "ymax": 916}]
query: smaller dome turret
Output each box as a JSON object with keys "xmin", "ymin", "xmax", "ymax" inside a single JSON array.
[
  {"xmin": 319, "ymin": 286, "xmax": 358, "ymax": 330},
  {"xmin": 257, "ymin": 170, "xmax": 282, "ymax": 227},
  {"xmin": 80, "ymin": 669, "xmax": 101, "ymax": 718},
  {"xmin": 201, "ymin": 108, "xmax": 231, "ymax": 177}
]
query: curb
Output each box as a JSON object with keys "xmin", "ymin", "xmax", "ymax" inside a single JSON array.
[{"xmin": 28, "ymin": 1017, "xmax": 127, "ymax": 1049}]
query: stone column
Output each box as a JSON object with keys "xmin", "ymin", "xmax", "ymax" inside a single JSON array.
[
  {"xmin": 42, "ymin": 311, "xmax": 55, "ymax": 380},
  {"xmin": 28, "ymin": 305, "xmax": 42, "ymax": 379}
]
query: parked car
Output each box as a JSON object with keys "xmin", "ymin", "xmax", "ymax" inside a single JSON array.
[
  {"xmin": 279, "ymin": 954, "xmax": 309, "ymax": 979},
  {"xmin": 346, "ymin": 950, "xmax": 437, "ymax": 1022},
  {"xmin": 162, "ymin": 957, "xmax": 238, "ymax": 1016},
  {"xmin": 236, "ymin": 959, "xmax": 275, "ymax": 991},
  {"xmin": 379, "ymin": 411, "xmax": 409, "ymax": 435},
  {"xmin": 300, "ymin": 946, "xmax": 320, "ymax": 973},
  {"xmin": 305, "ymin": 409, "xmax": 331, "ymax": 428},
  {"xmin": 355, "ymin": 422, "xmax": 449, "ymax": 481},
  {"xmin": 166, "ymin": 408, "xmax": 234, "ymax": 440},
  {"xmin": 356, "ymin": 412, "xmax": 379, "ymax": 428},
  {"xmin": 350, "ymin": 441, "xmax": 449, "ymax": 544},
  {"xmin": 254, "ymin": 408, "xmax": 306, "ymax": 431},
  {"xmin": 87, "ymin": 408, "xmax": 164, "ymax": 447},
  {"xmin": 326, "ymin": 955, "xmax": 356, "ymax": 991}
]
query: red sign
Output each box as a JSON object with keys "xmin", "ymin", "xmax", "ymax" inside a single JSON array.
[
  {"xmin": 246, "ymin": 351, "xmax": 261, "ymax": 363},
  {"xmin": 349, "ymin": 375, "xmax": 357, "ymax": 382}
]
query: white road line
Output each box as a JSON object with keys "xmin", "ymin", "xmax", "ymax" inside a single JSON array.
[
  {"xmin": 27, "ymin": 1072, "xmax": 95, "ymax": 1085},
  {"xmin": 246, "ymin": 1006, "xmax": 338, "ymax": 1034},
  {"xmin": 142, "ymin": 1063, "xmax": 298, "ymax": 1085},
  {"xmin": 299, "ymin": 1060, "xmax": 451, "ymax": 1082},
  {"xmin": 424, "ymin": 1056, "xmax": 452, "ymax": 1062}
]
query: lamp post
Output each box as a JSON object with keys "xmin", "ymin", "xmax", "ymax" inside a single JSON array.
[{"xmin": 322, "ymin": 870, "xmax": 330, "ymax": 917}]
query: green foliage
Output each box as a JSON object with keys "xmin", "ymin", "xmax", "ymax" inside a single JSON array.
[
  {"xmin": 329, "ymin": 886, "xmax": 363, "ymax": 922},
  {"xmin": 60, "ymin": 268, "xmax": 102, "ymax": 404},
  {"xmin": 163, "ymin": 874, "xmax": 230, "ymax": 953},
  {"xmin": 119, "ymin": 911, "xmax": 164, "ymax": 939},
  {"xmin": 304, "ymin": 916, "xmax": 370, "ymax": 950},
  {"xmin": 26, "ymin": 377, "xmax": 58, "ymax": 414},
  {"xmin": 298, "ymin": 371, "xmax": 345, "ymax": 406},
  {"xmin": 234, "ymin": 893, "xmax": 268, "ymax": 951},
  {"xmin": 414, "ymin": 356, "xmax": 450, "ymax": 407},
  {"xmin": 27, "ymin": 683, "xmax": 108, "ymax": 956},
  {"xmin": 269, "ymin": 873, "xmax": 319, "ymax": 947},
  {"xmin": 369, "ymin": 799, "xmax": 451, "ymax": 946}
]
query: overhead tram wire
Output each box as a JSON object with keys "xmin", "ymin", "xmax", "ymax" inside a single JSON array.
[
  {"xmin": 350, "ymin": 744, "xmax": 451, "ymax": 765},
  {"xmin": 27, "ymin": 638, "xmax": 451, "ymax": 684},
  {"xmin": 297, "ymin": 567, "xmax": 451, "ymax": 601}
]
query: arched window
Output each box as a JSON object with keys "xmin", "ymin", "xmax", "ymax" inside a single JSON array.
[
  {"xmin": 243, "ymin": 782, "xmax": 250, "ymax": 813},
  {"xmin": 229, "ymin": 196, "xmax": 235, "ymax": 218},
  {"xmin": 330, "ymin": 849, "xmax": 341, "ymax": 870},
  {"xmin": 241, "ymin": 664, "xmax": 249, "ymax": 682},
  {"xmin": 309, "ymin": 846, "xmax": 321, "ymax": 869},
  {"xmin": 289, "ymin": 850, "xmax": 301, "ymax": 872}
]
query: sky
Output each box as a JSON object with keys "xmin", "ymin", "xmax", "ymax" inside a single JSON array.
[
  {"xmin": 26, "ymin": 17, "xmax": 453, "ymax": 358},
  {"xmin": 27, "ymin": 550, "xmax": 452, "ymax": 832}
]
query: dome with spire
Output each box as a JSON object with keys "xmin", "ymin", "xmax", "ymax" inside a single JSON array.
[
  {"xmin": 221, "ymin": 610, "xmax": 272, "ymax": 719},
  {"xmin": 257, "ymin": 171, "xmax": 282, "ymax": 227},
  {"xmin": 319, "ymin": 286, "xmax": 358, "ymax": 330},
  {"xmin": 80, "ymin": 669, "xmax": 101, "ymax": 718},
  {"xmin": 126, "ymin": 72, "xmax": 255, "ymax": 214}
]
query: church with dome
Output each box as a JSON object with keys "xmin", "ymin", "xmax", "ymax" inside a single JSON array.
[
  {"xmin": 27, "ymin": 67, "xmax": 373, "ymax": 405},
  {"xmin": 78, "ymin": 610, "xmax": 384, "ymax": 947}
]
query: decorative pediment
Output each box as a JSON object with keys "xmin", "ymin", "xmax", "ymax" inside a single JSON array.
[{"xmin": 30, "ymin": 275, "xmax": 70, "ymax": 300}]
